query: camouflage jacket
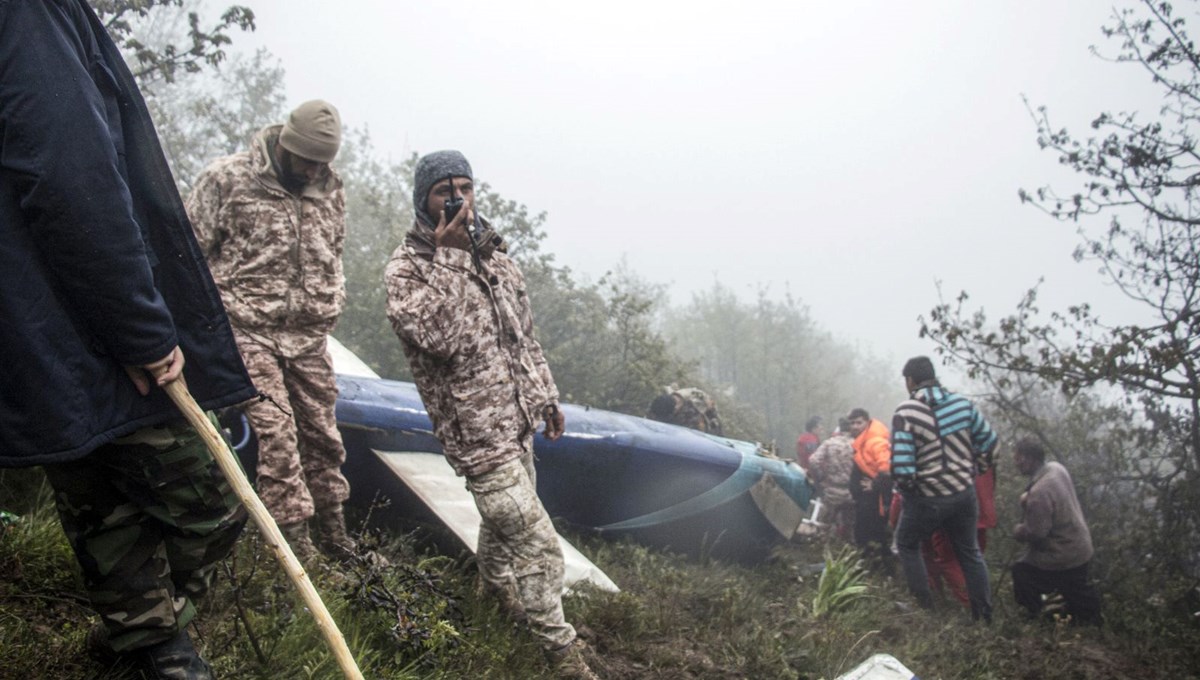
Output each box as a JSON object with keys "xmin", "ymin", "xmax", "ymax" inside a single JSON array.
[
  {"xmin": 673, "ymin": 388, "xmax": 723, "ymax": 435},
  {"xmin": 185, "ymin": 126, "xmax": 346, "ymax": 356},
  {"xmin": 384, "ymin": 241, "xmax": 559, "ymax": 477},
  {"xmin": 807, "ymin": 433, "xmax": 855, "ymax": 506}
]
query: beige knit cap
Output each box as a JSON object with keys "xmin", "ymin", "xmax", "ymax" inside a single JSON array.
[{"xmin": 279, "ymin": 99, "xmax": 342, "ymax": 163}]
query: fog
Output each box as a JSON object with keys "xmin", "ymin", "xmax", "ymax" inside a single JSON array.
[{"xmin": 234, "ymin": 0, "xmax": 1162, "ymax": 365}]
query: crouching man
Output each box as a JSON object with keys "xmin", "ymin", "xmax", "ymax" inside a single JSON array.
[
  {"xmin": 385, "ymin": 151, "xmax": 598, "ymax": 679},
  {"xmin": 1011, "ymin": 438, "xmax": 1102, "ymax": 625}
]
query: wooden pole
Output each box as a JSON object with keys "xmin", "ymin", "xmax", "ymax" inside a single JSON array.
[{"xmin": 160, "ymin": 379, "xmax": 365, "ymax": 680}]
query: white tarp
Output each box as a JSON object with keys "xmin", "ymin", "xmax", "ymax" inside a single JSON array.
[
  {"xmin": 374, "ymin": 449, "xmax": 620, "ymax": 594},
  {"xmin": 836, "ymin": 654, "xmax": 917, "ymax": 680}
]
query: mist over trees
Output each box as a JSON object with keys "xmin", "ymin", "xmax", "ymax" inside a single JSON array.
[
  {"xmin": 94, "ymin": 0, "xmax": 281, "ymax": 190},
  {"xmin": 664, "ymin": 284, "xmax": 902, "ymax": 448},
  {"xmin": 113, "ymin": 0, "xmax": 897, "ymax": 451},
  {"xmin": 94, "ymin": 0, "xmax": 254, "ymax": 84},
  {"xmin": 6, "ymin": 1, "xmax": 1200, "ymax": 675},
  {"xmin": 922, "ymin": 0, "xmax": 1200, "ymax": 593},
  {"xmin": 110, "ymin": 2, "xmax": 1200, "ymax": 561}
]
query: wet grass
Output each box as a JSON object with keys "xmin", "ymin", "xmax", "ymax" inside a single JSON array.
[{"xmin": 2, "ymin": 469, "xmax": 1197, "ymax": 679}]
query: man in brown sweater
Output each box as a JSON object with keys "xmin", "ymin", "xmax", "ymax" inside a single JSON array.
[{"xmin": 1011, "ymin": 438, "xmax": 1102, "ymax": 625}]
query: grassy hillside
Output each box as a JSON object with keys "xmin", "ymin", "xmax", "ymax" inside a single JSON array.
[{"xmin": 1, "ymin": 467, "xmax": 1196, "ymax": 679}]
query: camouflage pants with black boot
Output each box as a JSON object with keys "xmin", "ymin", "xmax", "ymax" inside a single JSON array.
[{"xmin": 42, "ymin": 416, "xmax": 247, "ymax": 661}]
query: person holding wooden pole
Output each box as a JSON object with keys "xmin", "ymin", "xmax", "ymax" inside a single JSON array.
[{"xmin": 0, "ymin": 2, "xmax": 350, "ymax": 677}]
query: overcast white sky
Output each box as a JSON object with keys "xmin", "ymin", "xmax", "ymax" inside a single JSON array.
[{"xmin": 233, "ymin": 1, "xmax": 1162, "ymax": 366}]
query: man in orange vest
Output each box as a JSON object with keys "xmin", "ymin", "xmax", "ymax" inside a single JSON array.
[{"xmin": 847, "ymin": 408, "xmax": 893, "ymax": 571}]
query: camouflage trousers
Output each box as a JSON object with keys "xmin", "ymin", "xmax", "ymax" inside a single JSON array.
[
  {"xmin": 42, "ymin": 416, "xmax": 247, "ymax": 652},
  {"xmin": 822, "ymin": 497, "xmax": 856, "ymax": 540},
  {"xmin": 239, "ymin": 338, "xmax": 350, "ymax": 525},
  {"xmin": 467, "ymin": 449, "xmax": 576, "ymax": 651}
]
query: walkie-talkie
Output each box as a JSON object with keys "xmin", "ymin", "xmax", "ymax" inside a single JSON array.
[
  {"xmin": 441, "ymin": 175, "xmax": 484, "ymax": 275},
  {"xmin": 442, "ymin": 175, "xmax": 464, "ymax": 224}
]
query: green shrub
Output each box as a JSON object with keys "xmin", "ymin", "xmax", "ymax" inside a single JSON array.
[{"xmin": 812, "ymin": 545, "xmax": 870, "ymax": 618}]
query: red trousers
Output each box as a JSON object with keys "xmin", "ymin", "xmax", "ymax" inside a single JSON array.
[{"xmin": 923, "ymin": 529, "xmax": 988, "ymax": 606}]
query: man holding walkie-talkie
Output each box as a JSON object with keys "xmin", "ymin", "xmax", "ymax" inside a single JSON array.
[{"xmin": 385, "ymin": 151, "xmax": 599, "ymax": 680}]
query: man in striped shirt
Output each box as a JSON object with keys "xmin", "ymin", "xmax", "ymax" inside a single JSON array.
[{"xmin": 890, "ymin": 356, "xmax": 999, "ymax": 621}]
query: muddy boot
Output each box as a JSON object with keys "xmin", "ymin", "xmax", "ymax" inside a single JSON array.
[
  {"xmin": 279, "ymin": 520, "xmax": 319, "ymax": 564},
  {"xmin": 313, "ymin": 504, "xmax": 357, "ymax": 562},
  {"xmin": 130, "ymin": 629, "xmax": 214, "ymax": 680},
  {"xmin": 547, "ymin": 639, "xmax": 601, "ymax": 680}
]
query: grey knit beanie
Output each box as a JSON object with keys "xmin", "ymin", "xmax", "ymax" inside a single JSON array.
[
  {"xmin": 279, "ymin": 100, "xmax": 342, "ymax": 163},
  {"xmin": 413, "ymin": 150, "xmax": 473, "ymax": 226}
]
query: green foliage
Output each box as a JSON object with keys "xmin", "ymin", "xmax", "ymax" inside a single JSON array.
[
  {"xmin": 920, "ymin": 0, "xmax": 1200, "ymax": 584},
  {"xmin": 335, "ymin": 137, "xmax": 416, "ymax": 379},
  {"xmin": 102, "ymin": 1, "xmax": 285, "ymax": 192},
  {"xmin": 80, "ymin": 1, "xmax": 1197, "ymax": 673},
  {"xmin": 0, "ymin": 472, "xmax": 80, "ymax": 594},
  {"xmin": 344, "ymin": 555, "xmax": 466, "ymax": 668},
  {"xmin": 665, "ymin": 281, "xmax": 903, "ymax": 447},
  {"xmin": 924, "ymin": 0, "xmax": 1200, "ymax": 433},
  {"xmin": 94, "ymin": 0, "xmax": 256, "ymax": 84},
  {"xmin": 331, "ymin": 142, "xmax": 696, "ymax": 414},
  {"xmin": 116, "ymin": 0, "xmax": 886, "ymax": 448},
  {"xmin": 3, "ymin": 476, "xmax": 1200, "ymax": 679},
  {"xmin": 568, "ymin": 535, "xmax": 809, "ymax": 679},
  {"xmin": 0, "ymin": 471, "xmax": 98, "ymax": 679},
  {"xmin": 152, "ymin": 48, "xmax": 288, "ymax": 191},
  {"xmin": 962, "ymin": 369, "xmax": 1200, "ymax": 629},
  {"xmin": 526, "ymin": 263, "xmax": 694, "ymax": 414},
  {"xmin": 164, "ymin": 527, "xmax": 471, "ymax": 679},
  {"xmin": 811, "ymin": 545, "xmax": 870, "ymax": 618}
]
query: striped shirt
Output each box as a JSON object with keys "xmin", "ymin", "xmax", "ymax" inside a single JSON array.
[{"xmin": 891, "ymin": 384, "xmax": 998, "ymax": 497}]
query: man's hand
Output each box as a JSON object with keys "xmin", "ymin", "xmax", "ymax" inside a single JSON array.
[
  {"xmin": 434, "ymin": 199, "xmax": 475, "ymax": 251},
  {"xmin": 543, "ymin": 404, "xmax": 565, "ymax": 441},
  {"xmin": 123, "ymin": 345, "xmax": 186, "ymax": 396}
]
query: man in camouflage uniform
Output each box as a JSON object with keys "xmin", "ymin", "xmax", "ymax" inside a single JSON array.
[
  {"xmin": 186, "ymin": 100, "xmax": 355, "ymax": 561},
  {"xmin": 1, "ymin": 1, "xmax": 255, "ymax": 676},
  {"xmin": 647, "ymin": 386, "xmax": 724, "ymax": 435},
  {"xmin": 806, "ymin": 418, "xmax": 857, "ymax": 539},
  {"xmin": 385, "ymin": 151, "xmax": 598, "ymax": 680}
]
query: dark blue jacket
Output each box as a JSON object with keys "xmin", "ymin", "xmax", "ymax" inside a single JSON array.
[{"xmin": 0, "ymin": 0, "xmax": 256, "ymax": 466}]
